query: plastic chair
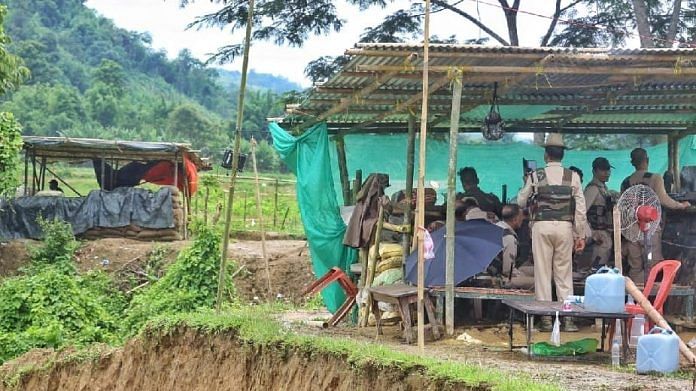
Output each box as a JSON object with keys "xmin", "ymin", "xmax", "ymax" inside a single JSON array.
[
  {"xmin": 626, "ymin": 260, "xmax": 682, "ymax": 336},
  {"xmin": 302, "ymin": 267, "xmax": 358, "ymax": 327}
]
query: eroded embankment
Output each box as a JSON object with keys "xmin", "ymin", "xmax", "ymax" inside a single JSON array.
[{"xmin": 0, "ymin": 326, "xmax": 488, "ymax": 391}]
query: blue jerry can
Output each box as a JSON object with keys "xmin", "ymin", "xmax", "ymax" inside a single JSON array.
[
  {"xmin": 636, "ymin": 327, "xmax": 680, "ymax": 374},
  {"xmin": 583, "ymin": 266, "xmax": 625, "ymax": 313}
]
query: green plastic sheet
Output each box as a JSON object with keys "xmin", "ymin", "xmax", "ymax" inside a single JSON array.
[
  {"xmin": 269, "ymin": 122, "xmax": 357, "ymax": 313},
  {"xmin": 328, "ymin": 134, "xmax": 696, "ymax": 205},
  {"xmin": 531, "ymin": 338, "xmax": 599, "ymax": 356}
]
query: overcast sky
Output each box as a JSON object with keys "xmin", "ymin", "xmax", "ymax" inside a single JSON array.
[{"xmin": 84, "ymin": 1, "xmax": 594, "ymax": 87}]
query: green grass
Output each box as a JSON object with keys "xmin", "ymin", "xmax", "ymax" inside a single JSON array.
[
  {"xmin": 143, "ymin": 307, "xmax": 560, "ymax": 391},
  {"xmin": 1, "ymin": 306, "xmax": 559, "ymax": 390}
]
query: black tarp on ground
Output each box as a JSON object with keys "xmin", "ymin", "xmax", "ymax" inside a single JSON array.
[{"xmin": 0, "ymin": 187, "xmax": 174, "ymax": 239}]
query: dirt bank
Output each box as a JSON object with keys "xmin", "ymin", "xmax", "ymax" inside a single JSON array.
[
  {"xmin": 0, "ymin": 238, "xmax": 314, "ymax": 303},
  {"xmin": 0, "ymin": 328, "xmax": 478, "ymax": 391}
]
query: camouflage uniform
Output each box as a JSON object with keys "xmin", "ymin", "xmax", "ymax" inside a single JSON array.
[
  {"xmin": 496, "ymin": 220, "xmax": 535, "ymax": 290},
  {"xmin": 518, "ymin": 162, "xmax": 587, "ymax": 302},
  {"xmin": 457, "ymin": 187, "xmax": 502, "ymax": 216},
  {"xmin": 585, "ymin": 178, "xmax": 613, "ymax": 268}
]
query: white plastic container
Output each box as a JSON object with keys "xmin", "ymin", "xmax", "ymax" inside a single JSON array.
[
  {"xmin": 584, "ymin": 267, "xmax": 625, "ymax": 313},
  {"xmin": 636, "ymin": 327, "xmax": 680, "ymax": 374},
  {"xmin": 629, "ymin": 314, "xmax": 646, "ymax": 348}
]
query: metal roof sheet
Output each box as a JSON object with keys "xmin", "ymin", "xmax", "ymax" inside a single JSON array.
[{"xmin": 281, "ymin": 44, "xmax": 696, "ymax": 135}]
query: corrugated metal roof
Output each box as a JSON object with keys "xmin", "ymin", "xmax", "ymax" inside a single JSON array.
[{"xmin": 281, "ymin": 44, "xmax": 696, "ymax": 135}]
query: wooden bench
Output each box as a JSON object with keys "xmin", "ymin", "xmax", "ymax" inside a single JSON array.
[
  {"xmin": 574, "ymin": 281, "xmax": 694, "ymax": 321},
  {"xmin": 430, "ymin": 286, "xmax": 536, "ymax": 324},
  {"xmin": 368, "ymin": 284, "xmax": 441, "ymax": 344}
]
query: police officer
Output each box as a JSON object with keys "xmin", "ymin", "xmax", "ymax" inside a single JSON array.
[
  {"xmin": 496, "ymin": 204, "xmax": 535, "ymax": 290},
  {"xmin": 621, "ymin": 148, "xmax": 689, "ymax": 282},
  {"xmin": 518, "ymin": 133, "xmax": 587, "ymax": 332},
  {"xmin": 585, "ymin": 157, "xmax": 614, "ymax": 269},
  {"xmin": 457, "ymin": 167, "xmax": 502, "ymax": 216}
]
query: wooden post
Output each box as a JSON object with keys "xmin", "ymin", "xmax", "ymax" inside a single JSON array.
[
  {"xmin": 335, "ymin": 135, "xmax": 352, "ymax": 206},
  {"xmin": 273, "ymin": 178, "xmax": 279, "ymax": 227},
  {"xmin": 613, "ymin": 206, "xmax": 622, "ymax": 273},
  {"xmin": 23, "ymin": 149, "xmax": 28, "ymax": 196},
  {"xmin": 674, "ymin": 137, "xmax": 680, "ymax": 191},
  {"xmin": 204, "ymin": 186, "xmax": 210, "ymax": 225},
  {"xmin": 360, "ymin": 202, "xmax": 384, "ymax": 327},
  {"xmin": 445, "ymin": 71, "xmax": 463, "ymax": 337},
  {"xmin": 353, "ymin": 169, "xmax": 363, "ymax": 202},
  {"xmin": 667, "ymin": 135, "xmax": 675, "ymax": 192},
  {"xmin": 402, "ymin": 114, "xmax": 416, "ymax": 258},
  {"xmin": 40, "ymin": 157, "xmax": 46, "ymax": 190},
  {"xmin": 182, "ymin": 162, "xmax": 190, "ymax": 240},
  {"xmin": 217, "ymin": 0, "xmax": 255, "ymax": 312},
  {"xmin": 251, "ymin": 137, "xmax": 273, "ymax": 297},
  {"xmin": 100, "ymin": 156, "xmax": 105, "ymax": 190},
  {"xmin": 416, "ymin": 0, "xmax": 431, "ymax": 353},
  {"xmin": 173, "ymin": 153, "xmax": 179, "ymax": 189}
]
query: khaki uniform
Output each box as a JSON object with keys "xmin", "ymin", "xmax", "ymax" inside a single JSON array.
[
  {"xmin": 621, "ymin": 170, "xmax": 685, "ymax": 282},
  {"xmin": 496, "ymin": 220, "xmax": 535, "ymax": 290},
  {"xmin": 584, "ymin": 178, "xmax": 613, "ymax": 268},
  {"xmin": 518, "ymin": 162, "xmax": 587, "ymax": 302}
]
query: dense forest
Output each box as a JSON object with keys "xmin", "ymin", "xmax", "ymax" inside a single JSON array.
[{"xmin": 0, "ymin": 0, "xmax": 297, "ymax": 170}]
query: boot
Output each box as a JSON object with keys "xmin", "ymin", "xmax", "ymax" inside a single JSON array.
[
  {"xmin": 539, "ymin": 316, "xmax": 553, "ymax": 332},
  {"xmin": 564, "ymin": 317, "xmax": 579, "ymax": 332}
]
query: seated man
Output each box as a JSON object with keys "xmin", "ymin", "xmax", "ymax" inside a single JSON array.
[
  {"xmin": 457, "ymin": 167, "xmax": 502, "ymax": 216},
  {"xmin": 48, "ymin": 179, "xmax": 64, "ymax": 193},
  {"xmin": 496, "ymin": 204, "xmax": 534, "ymax": 290}
]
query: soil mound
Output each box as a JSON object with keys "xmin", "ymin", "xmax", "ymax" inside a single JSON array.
[{"xmin": 1, "ymin": 328, "xmax": 478, "ymax": 391}]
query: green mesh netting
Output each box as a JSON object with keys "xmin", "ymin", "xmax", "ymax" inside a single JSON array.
[
  {"xmin": 270, "ymin": 122, "xmax": 357, "ymax": 313},
  {"xmin": 328, "ymin": 134, "xmax": 696, "ymax": 204}
]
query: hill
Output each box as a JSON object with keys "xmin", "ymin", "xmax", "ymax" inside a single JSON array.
[
  {"xmin": 0, "ymin": 0, "xmax": 289, "ymax": 160},
  {"xmin": 217, "ymin": 69, "xmax": 302, "ymax": 94}
]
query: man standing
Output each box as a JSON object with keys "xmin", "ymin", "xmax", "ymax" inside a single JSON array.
[
  {"xmin": 518, "ymin": 133, "xmax": 587, "ymax": 332},
  {"xmin": 496, "ymin": 204, "xmax": 534, "ymax": 290},
  {"xmin": 585, "ymin": 157, "xmax": 614, "ymax": 270},
  {"xmin": 620, "ymin": 148, "xmax": 689, "ymax": 282},
  {"xmin": 457, "ymin": 167, "xmax": 502, "ymax": 216}
]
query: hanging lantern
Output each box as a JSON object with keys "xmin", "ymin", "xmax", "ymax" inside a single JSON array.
[{"xmin": 482, "ymin": 81, "xmax": 505, "ymax": 141}]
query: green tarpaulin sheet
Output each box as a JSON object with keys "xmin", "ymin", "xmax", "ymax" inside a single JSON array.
[
  {"xmin": 328, "ymin": 134, "xmax": 696, "ymax": 204},
  {"xmin": 531, "ymin": 338, "xmax": 599, "ymax": 356},
  {"xmin": 270, "ymin": 122, "xmax": 357, "ymax": 313}
]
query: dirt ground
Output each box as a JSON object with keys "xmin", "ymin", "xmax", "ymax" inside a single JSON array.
[{"xmin": 282, "ymin": 309, "xmax": 696, "ymax": 391}]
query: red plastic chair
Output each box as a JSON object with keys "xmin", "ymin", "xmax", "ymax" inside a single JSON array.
[
  {"xmin": 302, "ymin": 267, "xmax": 358, "ymax": 327},
  {"xmin": 627, "ymin": 260, "xmax": 681, "ymax": 337}
]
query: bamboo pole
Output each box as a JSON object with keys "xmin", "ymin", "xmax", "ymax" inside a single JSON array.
[
  {"xmin": 674, "ymin": 135, "xmax": 682, "ymax": 191},
  {"xmin": 416, "ymin": 0, "xmax": 431, "ymax": 354},
  {"xmin": 613, "ymin": 206, "xmax": 623, "ymax": 273},
  {"xmin": 250, "ymin": 137, "xmax": 272, "ymax": 297},
  {"xmin": 403, "ymin": 114, "xmax": 416, "ymax": 258},
  {"xmin": 625, "ymin": 277, "xmax": 696, "ymax": 364},
  {"xmin": 335, "ymin": 136, "xmax": 352, "ymax": 205},
  {"xmin": 445, "ymin": 71, "xmax": 463, "ymax": 337},
  {"xmin": 216, "ymin": 0, "xmax": 255, "ymax": 313},
  {"xmin": 360, "ymin": 202, "xmax": 384, "ymax": 327}
]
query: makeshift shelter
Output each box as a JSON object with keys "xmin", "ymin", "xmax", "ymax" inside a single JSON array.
[
  {"xmin": 1, "ymin": 136, "xmax": 210, "ymax": 241},
  {"xmin": 274, "ymin": 43, "xmax": 696, "ymax": 331}
]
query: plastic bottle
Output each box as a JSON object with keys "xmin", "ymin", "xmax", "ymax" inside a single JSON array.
[
  {"xmin": 611, "ymin": 339, "xmax": 621, "ymax": 367},
  {"xmin": 611, "ymin": 319, "xmax": 622, "ymax": 367},
  {"xmin": 630, "ymin": 315, "xmax": 646, "ymax": 347}
]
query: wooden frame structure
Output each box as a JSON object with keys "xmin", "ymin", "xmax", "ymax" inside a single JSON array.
[
  {"xmin": 279, "ymin": 43, "xmax": 696, "ymax": 336},
  {"xmin": 21, "ymin": 136, "xmax": 210, "ymax": 238}
]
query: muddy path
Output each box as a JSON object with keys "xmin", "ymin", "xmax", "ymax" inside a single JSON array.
[{"xmin": 284, "ymin": 310, "xmax": 695, "ymax": 391}]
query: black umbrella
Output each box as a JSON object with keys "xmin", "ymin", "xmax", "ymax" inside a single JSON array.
[{"xmin": 405, "ymin": 219, "xmax": 504, "ymax": 287}]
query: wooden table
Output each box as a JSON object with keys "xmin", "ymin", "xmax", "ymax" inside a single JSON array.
[
  {"xmin": 368, "ymin": 284, "xmax": 441, "ymax": 344},
  {"xmin": 430, "ymin": 286, "xmax": 535, "ymax": 323},
  {"xmin": 503, "ymin": 299, "xmax": 633, "ymax": 364}
]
